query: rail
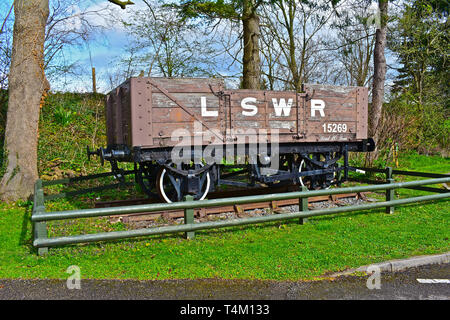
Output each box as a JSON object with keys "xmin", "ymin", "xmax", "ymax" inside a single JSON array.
[{"xmin": 31, "ymin": 167, "xmax": 450, "ymax": 255}]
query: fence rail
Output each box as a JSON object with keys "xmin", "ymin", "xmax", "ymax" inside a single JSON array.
[
  {"xmin": 32, "ymin": 168, "xmax": 450, "ymax": 255},
  {"xmin": 349, "ymin": 166, "xmax": 450, "ymax": 194}
]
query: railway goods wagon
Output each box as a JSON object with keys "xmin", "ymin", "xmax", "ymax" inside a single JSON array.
[{"xmin": 88, "ymin": 77, "xmax": 375, "ymax": 202}]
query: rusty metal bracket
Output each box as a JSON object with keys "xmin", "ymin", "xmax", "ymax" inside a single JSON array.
[
  {"xmin": 208, "ymin": 84, "xmax": 225, "ymax": 98},
  {"xmin": 305, "ymin": 89, "xmax": 316, "ymax": 102}
]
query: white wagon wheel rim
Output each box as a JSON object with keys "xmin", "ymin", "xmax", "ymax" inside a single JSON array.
[
  {"xmin": 298, "ymin": 156, "xmax": 335, "ymax": 190},
  {"xmin": 158, "ymin": 167, "xmax": 211, "ymax": 203}
]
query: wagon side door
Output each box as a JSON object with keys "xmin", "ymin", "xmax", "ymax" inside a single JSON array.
[
  {"xmin": 301, "ymin": 84, "xmax": 366, "ymax": 142},
  {"xmin": 144, "ymin": 78, "xmax": 224, "ymax": 148}
]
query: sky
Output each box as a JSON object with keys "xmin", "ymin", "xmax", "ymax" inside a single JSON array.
[
  {"xmin": 50, "ymin": 0, "xmax": 146, "ymax": 93},
  {"xmin": 1, "ymin": 0, "xmax": 397, "ymax": 94},
  {"xmin": 1, "ymin": 0, "xmax": 152, "ymax": 93}
]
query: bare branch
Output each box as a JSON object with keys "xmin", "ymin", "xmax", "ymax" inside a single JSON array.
[
  {"xmin": 0, "ymin": 2, "xmax": 13, "ymax": 35},
  {"xmin": 108, "ymin": 0, "xmax": 135, "ymax": 9}
]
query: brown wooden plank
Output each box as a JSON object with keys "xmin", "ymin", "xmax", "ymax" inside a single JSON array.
[
  {"xmin": 106, "ymin": 77, "xmax": 370, "ymax": 149},
  {"xmin": 143, "ymin": 77, "xmax": 224, "ymax": 93}
]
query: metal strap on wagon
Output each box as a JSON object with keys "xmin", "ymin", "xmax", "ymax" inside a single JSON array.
[{"xmin": 146, "ymin": 78, "xmax": 225, "ymax": 142}]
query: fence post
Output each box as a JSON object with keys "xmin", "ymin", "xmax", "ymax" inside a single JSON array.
[
  {"xmin": 299, "ymin": 186, "xmax": 308, "ymax": 224},
  {"xmin": 385, "ymin": 167, "xmax": 395, "ymax": 214},
  {"xmin": 336, "ymin": 163, "xmax": 343, "ymax": 186},
  {"xmin": 184, "ymin": 195, "xmax": 195, "ymax": 239},
  {"xmin": 33, "ymin": 180, "xmax": 48, "ymax": 255},
  {"xmin": 92, "ymin": 67, "xmax": 97, "ymax": 93}
]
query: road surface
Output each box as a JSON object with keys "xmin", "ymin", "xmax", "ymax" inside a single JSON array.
[{"xmin": 0, "ymin": 263, "xmax": 448, "ymax": 300}]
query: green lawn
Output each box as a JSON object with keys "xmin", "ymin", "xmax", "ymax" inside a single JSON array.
[{"xmin": 0, "ymin": 152, "xmax": 448, "ymax": 281}]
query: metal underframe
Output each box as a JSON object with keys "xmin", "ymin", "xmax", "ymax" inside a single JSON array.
[
  {"xmin": 130, "ymin": 140, "xmax": 374, "ymax": 163},
  {"xmin": 89, "ymin": 139, "xmax": 375, "ymax": 198}
]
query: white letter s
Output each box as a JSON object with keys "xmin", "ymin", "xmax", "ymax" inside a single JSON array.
[{"xmin": 241, "ymin": 97, "xmax": 258, "ymax": 116}]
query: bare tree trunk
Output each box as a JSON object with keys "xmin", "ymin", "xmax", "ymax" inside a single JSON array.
[
  {"xmin": 0, "ymin": 0, "xmax": 49, "ymax": 202},
  {"xmin": 369, "ymin": 0, "xmax": 388, "ymax": 149},
  {"xmin": 242, "ymin": 0, "xmax": 261, "ymax": 89}
]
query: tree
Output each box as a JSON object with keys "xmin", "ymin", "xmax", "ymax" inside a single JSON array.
[
  {"xmin": 387, "ymin": 0, "xmax": 449, "ymax": 152},
  {"xmin": 168, "ymin": 0, "xmax": 264, "ymax": 89},
  {"xmin": 260, "ymin": 0, "xmax": 338, "ymax": 91},
  {"xmin": 122, "ymin": 0, "xmax": 217, "ymax": 78},
  {"xmin": 390, "ymin": 0, "xmax": 448, "ymax": 106},
  {"xmin": 328, "ymin": 0, "xmax": 376, "ymax": 87},
  {"xmin": 0, "ymin": 0, "xmax": 49, "ymax": 201},
  {"xmin": 241, "ymin": 0, "xmax": 261, "ymax": 89},
  {"xmin": 44, "ymin": 0, "xmax": 112, "ymax": 84},
  {"xmin": 0, "ymin": 0, "xmax": 111, "ymax": 90},
  {"xmin": 334, "ymin": 28, "xmax": 374, "ymax": 87},
  {"xmin": 109, "ymin": 0, "xmax": 264, "ymax": 88},
  {"xmin": 108, "ymin": 0, "xmax": 135, "ymax": 9},
  {"xmin": 0, "ymin": 2, "xmax": 14, "ymax": 90},
  {"xmin": 368, "ymin": 0, "xmax": 388, "ymax": 150}
]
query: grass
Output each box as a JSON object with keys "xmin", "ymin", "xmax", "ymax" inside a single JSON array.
[
  {"xmin": 37, "ymin": 92, "xmax": 108, "ymax": 178},
  {"xmin": 0, "ymin": 193, "xmax": 448, "ymax": 280},
  {"xmin": 0, "ymin": 152, "xmax": 448, "ymax": 281},
  {"xmin": 0, "ymin": 92, "xmax": 448, "ymax": 280}
]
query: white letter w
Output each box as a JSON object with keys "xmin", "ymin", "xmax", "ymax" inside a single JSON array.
[{"xmin": 272, "ymin": 98, "xmax": 293, "ymax": 117}]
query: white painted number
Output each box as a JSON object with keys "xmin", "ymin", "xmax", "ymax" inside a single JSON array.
[{"xmin": 322, "ymin": 123, "xmax": 347, "ymax": 133}]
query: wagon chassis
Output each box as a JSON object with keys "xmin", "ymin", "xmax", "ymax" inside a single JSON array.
[
  {"xmin": 90, "ymin": 138, "xmax": 375, "ymax": 202},
  {"xmin": 90, "ymin": 77, "xmax": 376, "ymax": 202}
]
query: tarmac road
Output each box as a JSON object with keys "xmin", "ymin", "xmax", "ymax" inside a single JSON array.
[{"xmin": 0, "ymin": 263, "xmax": 448, "ymax": 300}]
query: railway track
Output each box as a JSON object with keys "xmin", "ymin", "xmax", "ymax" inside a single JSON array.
[{"xmin": 95, "ymin": 186, "xmax": 369, "ymax": 223}]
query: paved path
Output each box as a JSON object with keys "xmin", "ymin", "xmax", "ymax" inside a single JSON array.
[{"xmin": 0, "ymin": 263, "xmax": 449, "ymax": 300}]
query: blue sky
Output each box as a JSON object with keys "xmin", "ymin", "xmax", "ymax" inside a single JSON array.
[
  {"xmin": 1, "ymin": 0, "xmax": 149, "ymax": 93},
  {"xmin": 1, "ymin": 0, "xmax": 397, "ymax": 93},
  {"xmin": 50, "ymin": 0, "xmax": 142, "ymax": 93},
  {"xmin": 1, "ymin": 0, "xmax": 243, "ymax": 93}
]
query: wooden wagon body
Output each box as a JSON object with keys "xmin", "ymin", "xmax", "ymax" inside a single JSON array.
[{"xmin": 105, "ymin": 77, "xmax": 369, "ymax": 150}]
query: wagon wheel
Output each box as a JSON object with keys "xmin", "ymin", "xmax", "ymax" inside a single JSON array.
[
  {"xmin": 297, "ymin": 152, "xmax": 340, "ymax": 190},
  {"xmin": 156, "ymin": 163, "xmax": 211, "ymax": 203},
  {"xmin": 134, "ymin": 162, "xmax": 159, "ymax": 199},
  {"xmin": 297, "ymin": 154, "xmax": 314, "ymax": 189}
]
